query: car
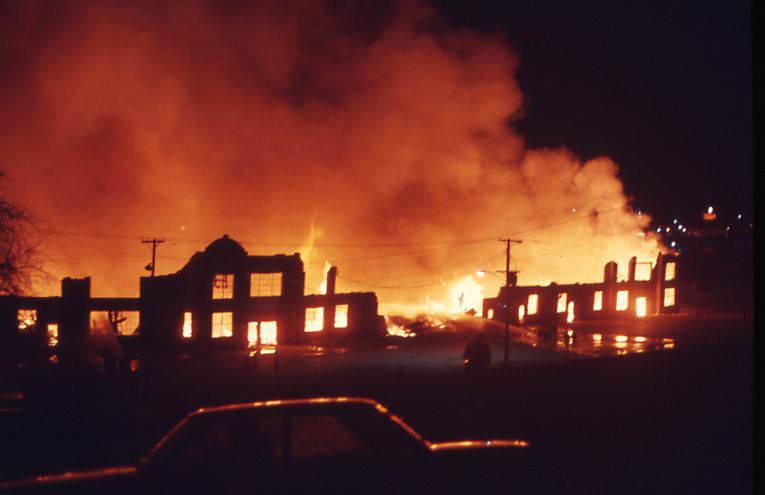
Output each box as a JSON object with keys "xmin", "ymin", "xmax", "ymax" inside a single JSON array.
[{"xmin": 0, "ymin": 396, "xmax": 545, "ymax": 494}]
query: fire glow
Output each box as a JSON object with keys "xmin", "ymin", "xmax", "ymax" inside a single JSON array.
[{"xmin": 0, "ymin": 1, "xmax": 662, "ymax": 315}]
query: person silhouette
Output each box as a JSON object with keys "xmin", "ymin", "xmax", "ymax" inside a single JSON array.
[{"xmin": 463, "ymin": 332, "xmax": 491, "ymax": 374}]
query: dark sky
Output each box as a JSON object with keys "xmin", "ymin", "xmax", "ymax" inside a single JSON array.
[{"xmin": 435, "ymin": 0, "xmax": 752, "ymax": 223}]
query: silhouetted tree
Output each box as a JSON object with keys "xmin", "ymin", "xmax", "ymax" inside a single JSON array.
[{"xmin": 0, "ymin": 172, "xmax": 40, "ymax": 295}]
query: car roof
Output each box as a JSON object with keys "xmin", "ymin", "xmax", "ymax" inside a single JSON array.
[{"xmin": 192, "ymin": 396, "xmax": 387, "ymax": 416}]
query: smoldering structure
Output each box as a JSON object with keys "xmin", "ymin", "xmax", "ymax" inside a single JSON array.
[
  {"xmin": 0, "ymin": 235, "xmax": 385, "ymax": 364},
  {"xmin": 483, "ymin": 253, "xmax": 680, "ymax": 325}
]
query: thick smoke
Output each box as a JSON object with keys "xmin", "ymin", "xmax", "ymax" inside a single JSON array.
[{"xmin": 0, "ymin": 0, "xmax": 661, "ymax": 311}]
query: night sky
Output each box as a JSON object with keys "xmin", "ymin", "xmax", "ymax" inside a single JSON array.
[{"xmin": 435, "ymin": 0, "xmax": 752, "ymax": 222}]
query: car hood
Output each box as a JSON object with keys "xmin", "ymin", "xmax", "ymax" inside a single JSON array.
[
  {"xmin": 428, "ymin": 439, "xmax": 530, "ymax": 452},
  {"xmin": 0, "ymin": 465, "xmax": 137, "ymax": 490}
]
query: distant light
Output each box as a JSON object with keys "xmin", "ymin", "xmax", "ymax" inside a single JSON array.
[
  {"xmin": 682, "ymin": 227, "xmax": 687, "ymax": 232},
  {"xmin": 670, "ymin": 241, "xmax": 676, "ymax": 248},
  {"xmin": 637, "ymin": 210, "xmax": 642, "ymax": 216},
  {"xmin": 737, "ymin": 213, "xmax": 743, "ymax": 220},
  {"xmin": 656, "ymin": 227, "xmax": 661, "ymax": 233},
  {"xmin": 571, "ymin": 208, "xmax": 576, "ymax": 213},
  {"xmin": 677, "ymin": 224, "xmax": 683, "ymax": 230},
  {"xmin": 665, "ymin": 227, "xmax": 670, "ymax": 233},
  {"xmin": 673, "ymin": 219, "xmax": 677, "ymax": 224},
  {"xmin": 707, "ymin": 206, "xmax": 714, "ymax": 214},
  {"xmin": 476, "ymin": 270, "xmax": 486, "ymax": 278}
]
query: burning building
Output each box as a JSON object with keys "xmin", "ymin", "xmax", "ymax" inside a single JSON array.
[
  {"xmin": 482, "ymin": 253, "xmax": 680, "ymax": 325},
  {"xmin": 0, "ymin": 235, "xmax": 385, "ymax": 363}
]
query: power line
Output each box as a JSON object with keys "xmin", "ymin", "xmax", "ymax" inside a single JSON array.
[{"xmin": 40, "ymin": 207, "xmax": 623, "ymax": 251}]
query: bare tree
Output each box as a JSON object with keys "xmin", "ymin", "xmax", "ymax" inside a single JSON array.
[{"xmin": 0, "ymin": 172, "xmax": 41, "ymax": 295}]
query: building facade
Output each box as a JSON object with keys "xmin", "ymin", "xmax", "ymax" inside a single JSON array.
[
  {"xmin": 0, "ymin": 235, "xmax": 385, "ymax": 362},
  {"xmin": 482, "ymin": 253, "xmax": 680, "ymax": 325}
]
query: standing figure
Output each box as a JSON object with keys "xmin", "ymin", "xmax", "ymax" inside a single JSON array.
[{"xmin": 463, "ymin": 332, "xmax": 491, "ymax": 374}]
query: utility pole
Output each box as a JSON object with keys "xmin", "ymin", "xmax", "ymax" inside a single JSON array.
[
  {"xmin": 499, "ymin": 238, "xmax": 523, "ymax": 367},
  {"xmin": 142, "ymin": 238, "xmax": 165, "ymax": 277}
]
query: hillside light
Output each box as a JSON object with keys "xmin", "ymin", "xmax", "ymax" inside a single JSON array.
[
  {"xmin": 707, "ymin": 206, "xmax": 714, "ymax": 214},
  {"xmin": 670, "ymin": 241, "xmax": 676, "ymax": 248}
]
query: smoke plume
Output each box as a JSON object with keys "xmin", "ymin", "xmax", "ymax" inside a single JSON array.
[{"xmin": 0, "ymin": 0, "xmax": 661, "ymax": 312}]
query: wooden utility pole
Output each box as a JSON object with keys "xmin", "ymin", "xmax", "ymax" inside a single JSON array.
[
  {"xmin": 499, "ymin": 238, "xmax": 523, "ymax": 367},
  {"xmin": 142, "ymin": 238, "xmax": 165, "ymax": 277}
]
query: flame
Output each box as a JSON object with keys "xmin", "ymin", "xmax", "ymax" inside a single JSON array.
[
  {"xmin": 385, "ymin": 316, "xmax": 415, "ymax": 338},
  {"xmin": 635, "ymin": 297, "xmax": 647, "ymax": 318},
  {"xmin": 182, "ymin": 312, "xmax": 192, "ymax": 338},
  {"xmin": 305, "ymin": 307, "xmax": 324, "ymax": 333},
  {"xmin": 318, "ymin": 261, "xmax": 331, "ymax": 295},
  {"xmin": 47, "ymin": 323, "xmax": 59, "ymax": 347},
  {"xmin": 0, "ymin": 0, "xmax": 663, "ymax": 310},
  {"xmin": 447, "ymin": 275, "xmax": 485, "ymax": 314}
]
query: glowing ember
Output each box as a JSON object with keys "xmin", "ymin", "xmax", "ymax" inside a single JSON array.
[{"xmin": 47, "ymin": 323, "xmax": 59, "ymax": 347}]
